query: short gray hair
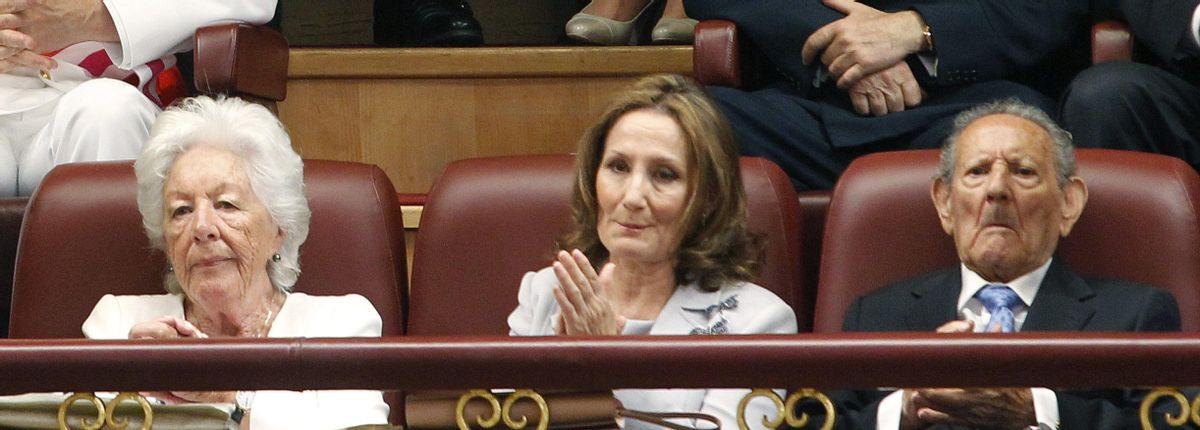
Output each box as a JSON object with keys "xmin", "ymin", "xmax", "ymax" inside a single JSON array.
[
  {"xmin": 134, "ymin": 96, "xmax": 310, "ymax": 294},
  {"xmin": 937, "ymin": 99, "xmax": 1075, "ymax": 186}
]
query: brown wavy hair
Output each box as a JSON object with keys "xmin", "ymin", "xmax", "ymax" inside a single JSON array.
[{"xmin": 557, "ymin": 74, "xmax": 764, "ymax": 291}]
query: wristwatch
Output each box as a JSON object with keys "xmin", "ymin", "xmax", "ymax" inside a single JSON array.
[{"xmin": 232, "ymin": 390, "xmax": 256, "ymax": 424}]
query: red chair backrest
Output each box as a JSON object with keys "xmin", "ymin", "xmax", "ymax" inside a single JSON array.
[
  {"xmin": 10, "ymin": 160, "xmax": 407, "ymax": 339},
  {"xmin": 814, "ymin": 149, "xmax": 1200, "ymax": 332},
  {"xmin": 407, "ymin": 155, "xmax": 806, "ymax": 335}
]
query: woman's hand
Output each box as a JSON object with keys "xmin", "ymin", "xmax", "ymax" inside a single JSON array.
[
  {"xmin": 137, "ymin": 390, "xmax": 235, "ymax": 406},
  {"xmin": 551, "ymin": 250, "xmax": 625, "ymax": 335},
  {"xmin": 129, "ymin": 317, "xmax": 223, "ymax": 406},
  {"xmin": 128, "ymin": 316, "xmax": 209, "ymax": 339}
]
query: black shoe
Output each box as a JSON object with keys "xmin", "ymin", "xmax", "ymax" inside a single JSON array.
[{"xmin": 386, "ymin": 0, "xmax": 484, "ymax": 47}]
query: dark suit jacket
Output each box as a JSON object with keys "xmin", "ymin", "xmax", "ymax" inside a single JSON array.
[
  {"xmin": 836, "ymin": 259, "xmax": 1181, "ymax": 430},
  {"xmin": 1092, "ymin": 0, "xmax": 1200, "ymax": 82}
]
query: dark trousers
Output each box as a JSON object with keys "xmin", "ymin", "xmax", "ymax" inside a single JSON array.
[
  {"xmin": 708, "ymin": 80, "xmax": 1054, "ymax": 191},
  {"xmin": 1060, "ymin": 61, "xmax": 1200, "ymax": 169}
]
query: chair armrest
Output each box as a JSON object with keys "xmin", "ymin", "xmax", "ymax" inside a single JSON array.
[
  {"xmin": 193, "ymin": 23, "xmax": 289, "ymax": 102},
  {"xmin": 1092, "ymin": 20, "xmax": 1134, "ymax": 65},
  {"xmin": 693, "ymin": 19, "xmax": 742, "ymax": 88}
]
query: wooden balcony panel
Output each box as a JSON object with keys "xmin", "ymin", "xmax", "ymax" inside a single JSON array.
[{"xmin": 279, "ymin": 47, "xmax": 693, "ymax": 194}]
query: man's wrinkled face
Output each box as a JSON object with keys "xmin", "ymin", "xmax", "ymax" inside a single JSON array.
[{"xmin": 932, "ymin": 114, "xmax": 1087, "ymax": 282}]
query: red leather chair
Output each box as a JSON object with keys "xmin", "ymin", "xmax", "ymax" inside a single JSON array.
[
  {"xmin": 407, "ymin": 154, "xmax": 807, "ymax": 336},
  {"xmin": 813, "ymin": 149, "xmax": 1200, "ymax": 332},
  {"xmin": 192, "ymin": 23, "xmax": 289, "ymax": 108},
  {"xmin": 9, "ymin": 159, "xmax": 406, "ymax": 338}
]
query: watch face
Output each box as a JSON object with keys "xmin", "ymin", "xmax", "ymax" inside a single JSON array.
[{"xmin": 236, "ymin": 390, "xmax": 256, "ymax": 410}]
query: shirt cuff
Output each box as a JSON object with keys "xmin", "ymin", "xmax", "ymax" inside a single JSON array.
[
  {"xmin": 1191, "ymin": 5, "xmax": 1200, "ymax": 50},
  {"xmin": 1031, "ymin": 387, "xmax": 1060, "ymax": 430},
  {"xmin": 101, "ymin": 0, "xmax": 129, "ymax": 67},
  {"xmin": 876, "ymin": 390, "xmax": 904, "ymax": 430},
  {"xmin": 918, "ymin": 53, "xmax": 938, "ymax": 78}
]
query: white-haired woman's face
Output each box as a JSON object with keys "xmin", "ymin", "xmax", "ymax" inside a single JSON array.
[{"xmin": 162, "ymin": 146, "xmax": 283, "ymax": 304}]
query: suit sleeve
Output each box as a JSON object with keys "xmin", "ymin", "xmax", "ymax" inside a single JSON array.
[
  {"xmin": 508, "ymin": 270, "xmax": 558, "ymax": 336},
  {"xmin": 1053, "ymin": 287, "xmax": 1182, "ymax": 430},
  {"xmin": 81, "ymin": 294, "xmax": 125, "ymax": 339},
  {"xmin": 908, "ymin": 0, "xmax": 1087, "ymax": 85},
  {"xmin": 336, "ymin": 294, "xmax": 384, "ymax": 337},
  {"xmin": 103, "ymin": 0, "xmax": 277, "ymax": 68}
]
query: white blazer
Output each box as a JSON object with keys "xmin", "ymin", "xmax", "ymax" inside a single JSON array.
[
  {"xmin": 508, "ymin": 267, "xmax": 798, "ymax": 430},
  {"xmin": 83, "ymin": 292, "xmax": 390, "ymax": 430}
]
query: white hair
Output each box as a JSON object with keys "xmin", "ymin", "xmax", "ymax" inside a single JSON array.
[
  {"xmin": 134, "ymin": 96, "xmax": 310, "ymax": 293},
  {"xmin": 938, "ymin": 99, "xmax": 1076, "ymax": 186}
]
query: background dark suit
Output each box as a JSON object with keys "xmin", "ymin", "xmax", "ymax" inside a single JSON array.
[
  {"xmin": 835, "ymin": 259, "xmax": 1181, "ymax": 429},
  {"xmin": 684, "ymin": 0, "xmax": 1090, "ymax": 190},
  {"xmin": 1060, "ymin": 0, "xmax": 1200, "ymax": 171}
]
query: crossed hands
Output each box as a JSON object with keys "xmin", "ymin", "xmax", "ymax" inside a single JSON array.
[
  {"xmin": 0, "ymin": 1, "xmax": 53, "ymax": 73},
  {"xmin": 896, "ymin": 320, "xmax": 1037, "ymax": 430},
  {"xmin": 128, "ymin": 316, "xmax": 235, "ymax": 406},
  {"xmin": 0, "ymin": 0, "xmax": 117, "ymax": 74},
  {"xmin": 551, "ymin": 250, "xmax": 626, "ymax": 336},
  {"xmin": 802, "ymin": 0, "xmax": 928, "ymax": 116}
]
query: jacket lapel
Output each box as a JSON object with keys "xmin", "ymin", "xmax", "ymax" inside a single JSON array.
[
  {"xmin": 649, "ymin": 285, "xmax": 725, "ymax": 335},
  {"xmin": 1022, "ymin": 259, "xmax": 1096, "ymax": 331},
  {"xmin": 904, "ymin": 269, "xmax": 963, "ymax": 331}
]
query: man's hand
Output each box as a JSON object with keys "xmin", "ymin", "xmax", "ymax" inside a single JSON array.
[
  {"xmin": 3, "ymin": 0, "xmax": 117, "ymax": 53},
  {"xmin": 0, "ymin": 5, "xmax": 55, "ymax": 73},
  {"xmin": 802, "ymin": 0, "xmax": 927, "ymax": 89},
  {"xmin": 909, "ymin": 388, "xmax": 1037, "ymax": 430},
  {"xmin": 847, "ymin": 60, "xmax": 922, "ymax": 116}
]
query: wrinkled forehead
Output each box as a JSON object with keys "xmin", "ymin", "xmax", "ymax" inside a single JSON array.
[
  {"xmin": 165, "ymin": 146, "xmax": 251, "ymax": 193},
  {"xmin": 955, "ymin": 114, "xmax": 1054, "ymax": 167}
]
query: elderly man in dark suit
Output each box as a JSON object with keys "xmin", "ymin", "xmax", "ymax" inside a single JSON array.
[
  {"xmin": 1060, "ymin": 0, "xmax": 1200, "ymax": 171},
  {"xmin": 837, "ymin": 100, "xmax": 1181, "ymax": 430},
  {"xmin": 684, "ymin": 0, "xmax": 1090, "ymax": 190}
]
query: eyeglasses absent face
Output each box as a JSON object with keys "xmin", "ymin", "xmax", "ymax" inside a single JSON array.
[{"xmin": 933, "ymin": 113, "xmax": 1086, "ymax": 282}]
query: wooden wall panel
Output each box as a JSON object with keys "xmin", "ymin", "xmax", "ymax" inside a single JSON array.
[{"xmin": 278, "ymin": 47, "xmax": 692, "ymax": 194}]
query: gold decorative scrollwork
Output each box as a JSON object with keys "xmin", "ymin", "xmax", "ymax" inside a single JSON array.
[
  {"xmin": 1141, "ymin": 387, "xmax": 1199, "ymax": 430},
  {"xmin": 56, "ymin": 392, "xmax": 153, "ymax": 430},
  {"xmin": 457, "ymin": 389, "xmax": 503, "ymax": 429},
  {"xmin": 58, "ymin": 393, "xmax": 105, "ymax": 430},
  {"xmin": 500, "ymin": 389, "xmax": 549, "ymax": 430},
  {"xmin": 738, "ymin": 388, "xmax": 835, "ymax": 430},
  {"xmin": 106, "ymin": 392, "xmax": 154, "ymax": 430}
]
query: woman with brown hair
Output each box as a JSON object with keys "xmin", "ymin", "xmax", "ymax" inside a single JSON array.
[{"xmin": 509, "ymin": 74, "xmax": 796, "ymax": 429}]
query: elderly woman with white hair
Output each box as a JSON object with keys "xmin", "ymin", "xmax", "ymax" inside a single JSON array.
[{"xmin": 81, "ymin": 96, "xmax": 390, "ymax": 429}]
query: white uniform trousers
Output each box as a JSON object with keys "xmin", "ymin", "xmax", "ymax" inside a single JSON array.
[{"xmin": 0, "ymin": 78, "xmax": 157, "ymax": 197}]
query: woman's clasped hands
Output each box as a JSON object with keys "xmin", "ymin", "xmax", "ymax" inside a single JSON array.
[
  {"xmin": 128, "ymin": 316, "xmax": 236, "ymax": 405},
  {"xmin": 551, "ymin": 249, "xmax": 626, "ymax": 335},
  {"xmin": 128, "ymin": 315, "xmax": 209, "ymax": 339}
]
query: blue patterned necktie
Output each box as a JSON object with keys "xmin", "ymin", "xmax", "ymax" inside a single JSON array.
[{"xmin": 975, "ymin": 284, "xmax": 1022, "ymax": 333}]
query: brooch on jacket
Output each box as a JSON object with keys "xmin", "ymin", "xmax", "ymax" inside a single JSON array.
[{"xmin": 686, "ymin": 295, "xmax": 738, "ymax": 335}]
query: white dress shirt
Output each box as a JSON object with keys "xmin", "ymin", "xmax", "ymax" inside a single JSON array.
[
  {"xmin": 876, "ymin": 259, "xmax": 1060, "ymax": 430},
  {"xmin": 1191, "ymin": 4, "xmax": 1200, "ymax": 48}
]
